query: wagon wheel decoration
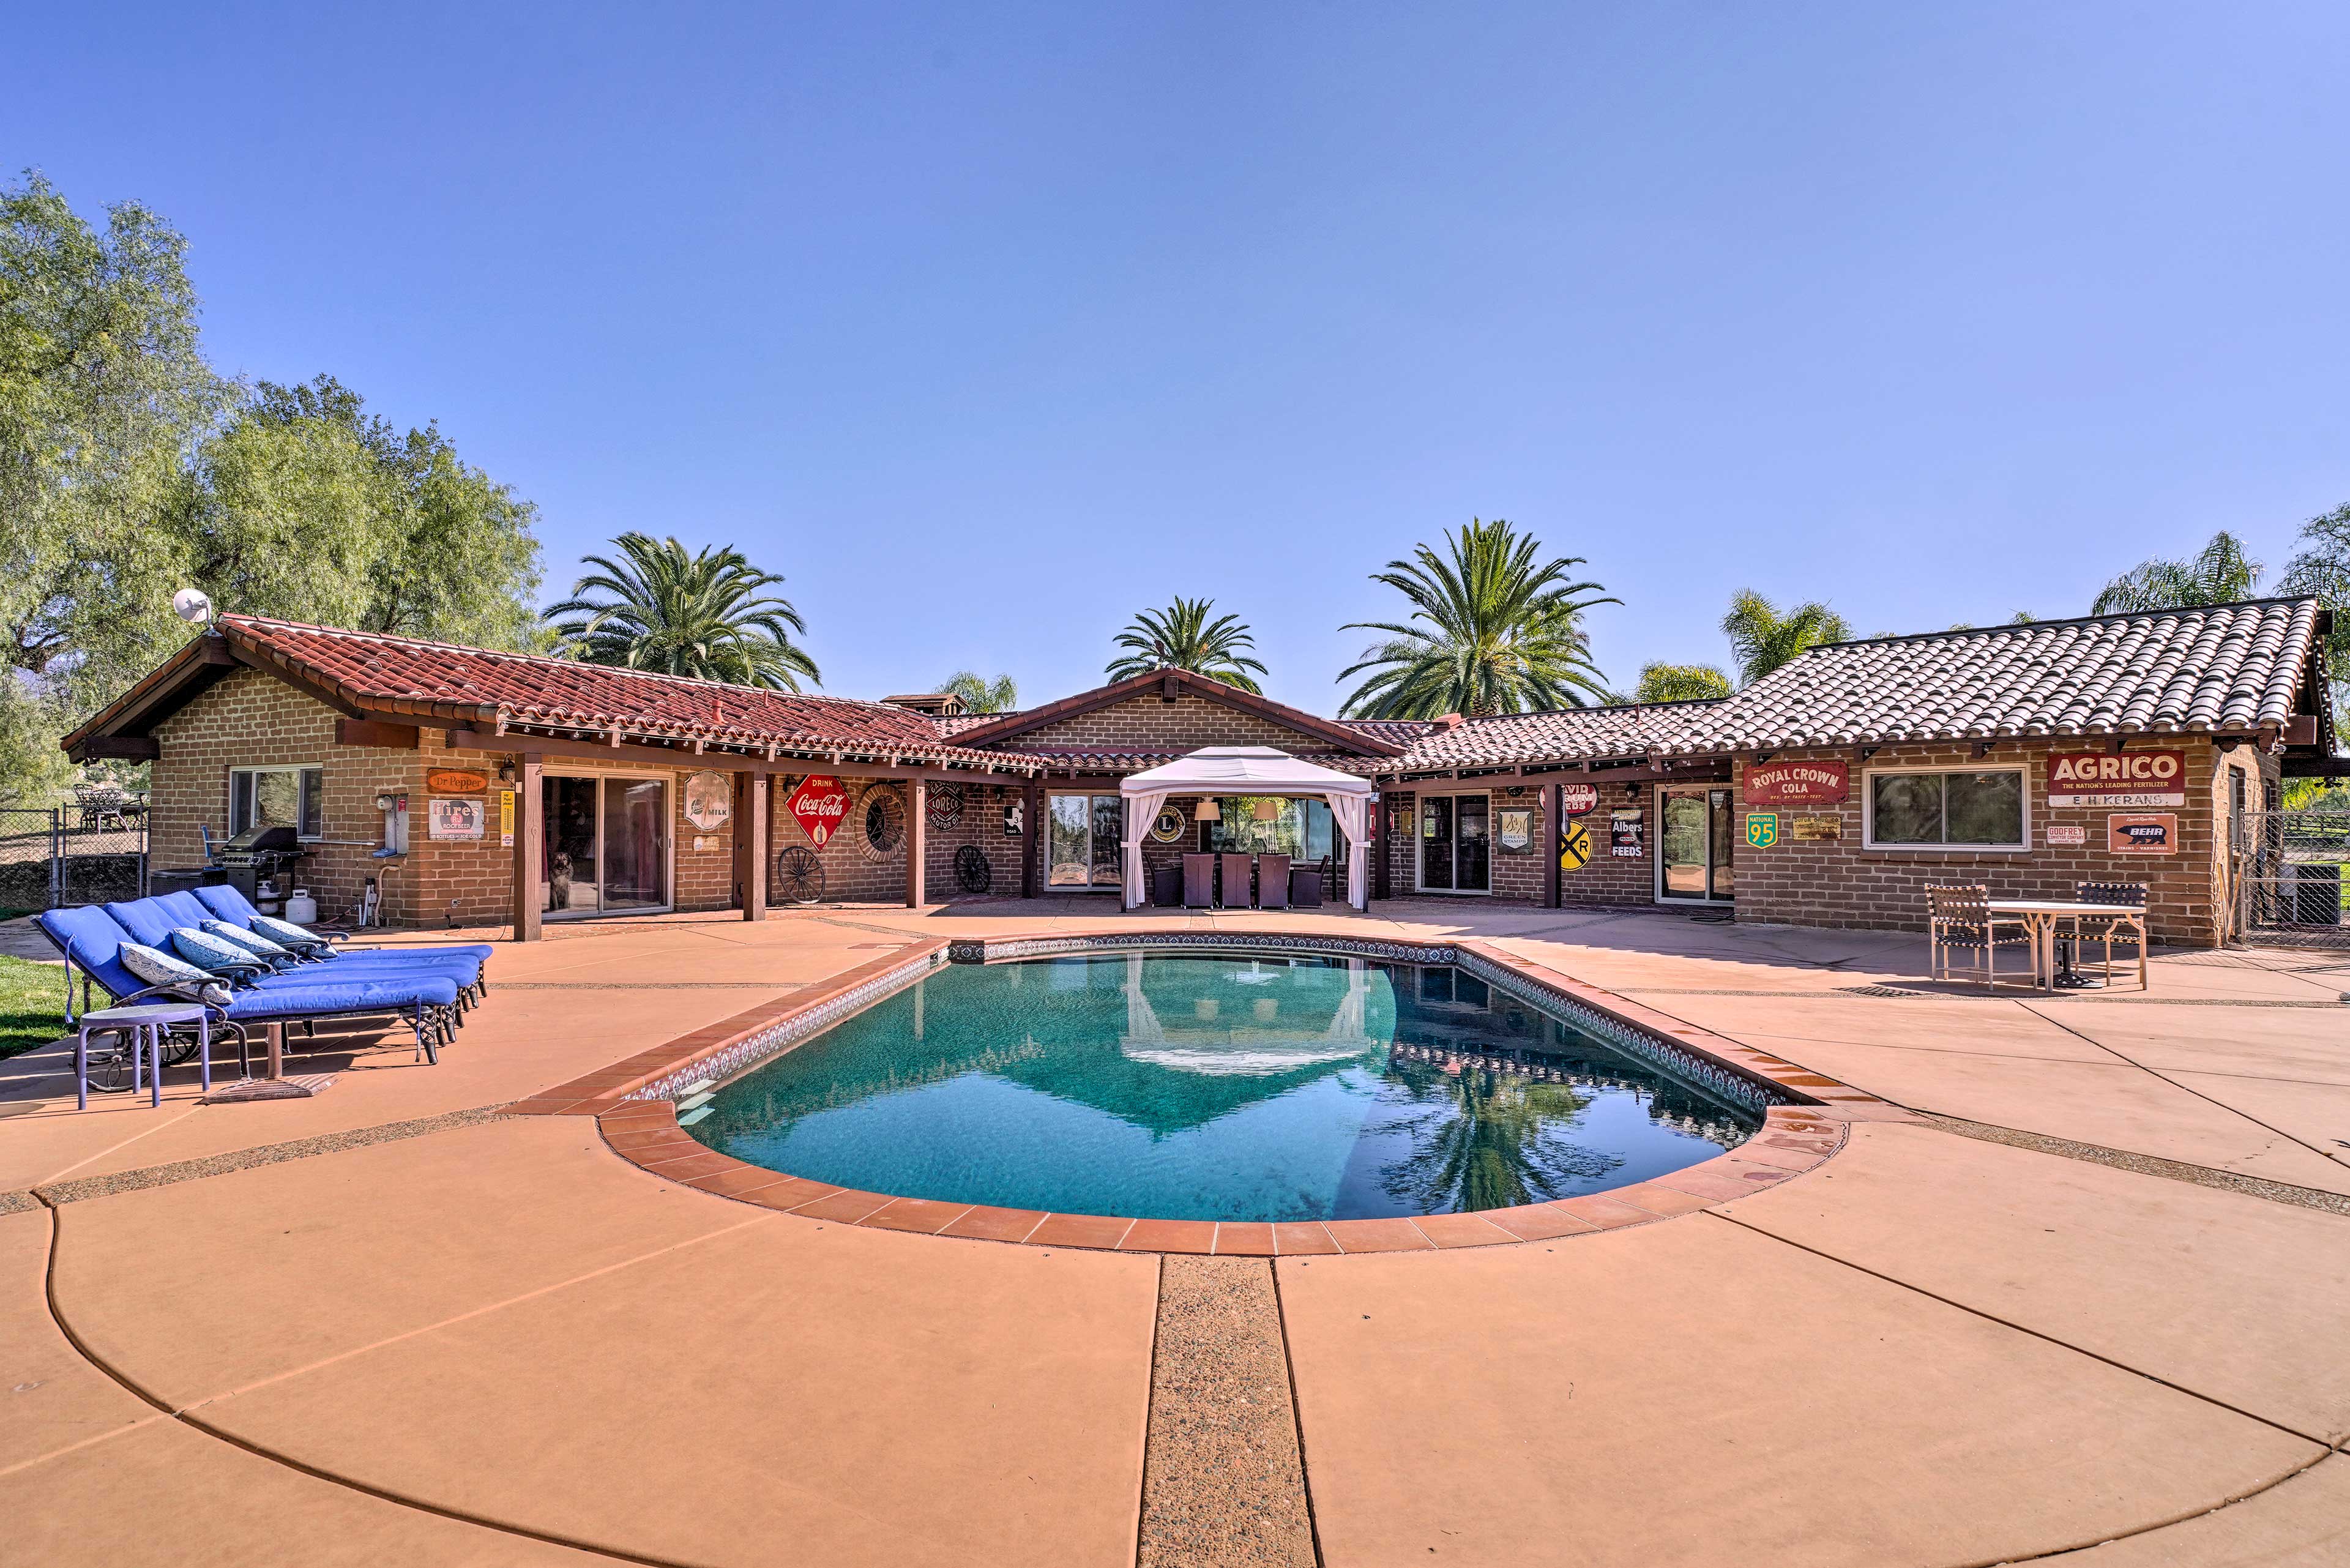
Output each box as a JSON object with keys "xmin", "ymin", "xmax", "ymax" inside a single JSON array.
[
  {"xmin": 857, "ymin": 785, "xmax": 905, "ymax": 864},
  {"xmin": 953, "ymin": 843, "xmax": 992, "ymax": 894},
  {"xmin": 927, "ymin": 781, "xmax": 966, "ymax": 830},
  {"xmin": 774, "ymin": 845, "xmax": 825, "ymax": 905}
]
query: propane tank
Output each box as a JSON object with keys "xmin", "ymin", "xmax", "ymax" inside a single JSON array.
[{"xmin": 285, "ymin": 888, "xmax": 319, "ymax": 926}]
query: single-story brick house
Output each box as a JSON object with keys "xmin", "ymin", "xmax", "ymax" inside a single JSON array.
[{"xmin": 62, "ymin": 597, "xmax": 2338, "ymax": 946}]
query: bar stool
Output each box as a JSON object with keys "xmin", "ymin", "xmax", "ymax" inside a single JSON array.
[{"xmin": 76, "ymin": 1003, "xmax": 211, "ymax": 1110}]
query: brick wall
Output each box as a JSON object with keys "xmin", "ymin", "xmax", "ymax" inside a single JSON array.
[
  {"xmin": 1726, "ymin": 740, "xmax": 2230, "ymax": 945},
  {"xmin": 1015, "ymin": 693, "xmax": 1340, "ymax": 755},
  {"xmin": 1379, "ymin": 785, "xmax": 1646, "ymax": 906},
  {"xmin": 150, "ymin": 670, "xmax": 753, "ymax": 929}
]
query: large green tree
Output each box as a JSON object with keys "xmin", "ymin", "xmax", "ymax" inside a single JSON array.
[
  {"xmin": 0, "ymin": 174, "xmax": 547, "ymax": 802},
  {"xmin": 1338, "ymin": 520, "xmax": 1616, "ymax": 719},
  {"xmin": 1105, "ymin": 596, "xmax": 1267, "ymax": 693},
  {"xmin": 1720, "ymin": 590, "xmax": 1853, "ymax": 687},
  {"xmin": 938, "ymin": 671, "xmax": 1018, "ymax": 713},
  {"xmin": 549, "ymin": 532, "xmax": 819, "ymax": 690},
  {"xmin": 2091, "ymin": 531, "xmax": 2262, "ymax": 614},
  {"xmin": 1633, "ymin": 662, "xmax": 1732, "ymax": 703},
  {"xmin": 2278, "ymin": 502, "xmax": 2350, "ymax": 741}
]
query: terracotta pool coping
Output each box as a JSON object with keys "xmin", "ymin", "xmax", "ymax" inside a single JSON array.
[{"xmin": 510, "ymin": 928, "xmax": 1903, "ymax": 1253}]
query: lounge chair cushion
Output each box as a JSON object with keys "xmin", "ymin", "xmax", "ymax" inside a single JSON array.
[
  {"xmin": 203, "ymin": 920, "xmax": 294, "ymax": 959},
  {"xmin": 250, "ymin": 913, "xmax": 334, "ymax": 952},
  {"xmin": 118, "ymin": 943, "xmax": 231, "ymax": 1006},
  {"xmin": 220, "ymin": 976, "xmax": 460, "ymax": 1019},
  {"xmin": 170, "ymin": 927, "xmax": 266, "ymax": 974}
]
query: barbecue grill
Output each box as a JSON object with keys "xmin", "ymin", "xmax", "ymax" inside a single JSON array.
[{"xmin": 222, "ymin": 824, "xmax": 308, "ymax": 915}]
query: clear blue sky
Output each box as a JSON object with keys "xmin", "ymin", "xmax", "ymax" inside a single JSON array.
[{"xmin": 9, "ymin": 4, "xmax": 2347, "ymax": 709}]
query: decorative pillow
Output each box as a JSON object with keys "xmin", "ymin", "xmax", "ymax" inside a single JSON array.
[
  {"xmin": 202, "ymin": 920, "xmax": 294, "ymax": 960},
  {"xmin": 118, "ymin": 943, "xmax": 231, "ymax": 1006},
  {"xmin": 170, "ymin": 927, "xmax": 263, "ymax": 975},
  {"xmin": 248, "ymin": 914, "xmax": 330, "ymax": 953}
]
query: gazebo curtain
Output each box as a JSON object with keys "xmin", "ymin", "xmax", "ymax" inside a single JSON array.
[{"xmin": 1120, "ymin": 790, "xmax": 1173, "ymax": 911}]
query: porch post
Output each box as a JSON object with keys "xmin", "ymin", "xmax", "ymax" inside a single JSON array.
[
  {"xmin": 1372, "ymin": 789, "xmax": 1389, "ymax": 902},
  {"xmin": 1021, "ymin": 777, "xmax": 1040, "ymax": 898},
  {"xmin": 733, "ymin": 771, "xmax": 767, "ymax": 922},
  {"xmin": 511, "ymin": 755, "xmax": 543, "ymax": 942},
  {"xmin": 1545, "ymin": 782, "xmax": 1562, "ymax": 909},
  {"xmin": 906, "ymin": 780, "xmax": 927, "ymax": 908}
]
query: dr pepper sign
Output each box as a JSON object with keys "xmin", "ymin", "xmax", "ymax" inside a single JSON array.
[{"xmin": 785, "ymin": 775, "xmax": 851, "ymax": 847}]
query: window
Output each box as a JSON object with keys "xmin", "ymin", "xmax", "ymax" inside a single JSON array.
[
  {"xmin": 1864, "ymin": 767, "xmax": 2026, "ymax": 850},
  {"xmin": 229, "ymin": 766, "xmax": 324, "ymax": 839},
  {"xmin": 1197, "ymin": 797, "xmax": 1335, "ymax": 863}
]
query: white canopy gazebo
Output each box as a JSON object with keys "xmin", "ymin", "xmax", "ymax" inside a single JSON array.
[{"xmin": 1118, "ymin": 746, "xmax": 1375, "ymax": 911}]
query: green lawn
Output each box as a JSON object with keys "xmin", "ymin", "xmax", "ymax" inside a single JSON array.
[{"xmin": 0, "ymin": 955, "xmax": 69, "ymax": 1061}]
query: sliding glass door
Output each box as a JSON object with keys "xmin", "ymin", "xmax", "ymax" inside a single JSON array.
[
  {"xmin": 543, "ymin": 774, "xmax": 671, "ymax": 916},
  {"xmin": 1417, "ymin": 793, "xmax": 1491, "ymax": 894},
  {"xmin": 1657, "ymin": 785, "xmax": 1734, "ymax": 903},
  {"xmin": 1046, "ymin": 793, "xmax": 1124, "ymax": 889}
]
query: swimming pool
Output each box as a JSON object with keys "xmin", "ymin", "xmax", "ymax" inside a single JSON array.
[{"xmin": 685, "ymin": 951, "xmax": 1764, "ymax": 1223}]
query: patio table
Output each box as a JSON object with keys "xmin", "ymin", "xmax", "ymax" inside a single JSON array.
[
  {"xmin": 1985, "ymin": 900, "xmax": 2113, "ymax": 990},
  {"xmin": 76, "ymin": 1002, "xmax": 209, "ymax": 1110}
]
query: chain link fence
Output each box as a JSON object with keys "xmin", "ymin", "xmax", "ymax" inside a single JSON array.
[
  {"xmin": 2232, "ymin": 809, "xmax": 2350, "ymax": 948},
  {"xmin": 0, "ymin": 803, "xmax": 150, "ymax": 916}
]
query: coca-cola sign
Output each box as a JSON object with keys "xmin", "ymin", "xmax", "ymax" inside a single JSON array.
[
  {"xmin": 1743, "ymin": 759, "xmax": 1848, "ymax": 805},
  {"xmin": 785, "ymin": 774, "xmax": 851, "ymax": 847}
]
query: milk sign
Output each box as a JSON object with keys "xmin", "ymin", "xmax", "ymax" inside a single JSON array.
[
  {"xmin": 785, "ymin": 775, "xmax": 851, "ymax": 847},
  {"xmin": 2048, "ymin": 750, "xmax": 2187, "ymax": 808}
]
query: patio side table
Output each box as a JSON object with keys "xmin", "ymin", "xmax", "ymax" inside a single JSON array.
[{"xmin": 76, "ymin": 1003, "xmax": 210, "ymax": 1110}]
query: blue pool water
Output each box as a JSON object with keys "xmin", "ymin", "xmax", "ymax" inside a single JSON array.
[{"xmin": 689, "ymin": 952, "xmax": 1761, "ymax": 1223}]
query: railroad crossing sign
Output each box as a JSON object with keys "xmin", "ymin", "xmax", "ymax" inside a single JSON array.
[
  {"xmin": 1558, "ymin": 820, "xmax": 1593, "ymax": 871},
  {"xmin": 1745, "ymin": 812, "xmax": 1779, "ymax": 849}
]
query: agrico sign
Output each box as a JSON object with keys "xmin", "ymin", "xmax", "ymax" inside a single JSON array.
[
  {"xmin": 2046, "ymin": 750, "xmax": 2187, "ymax": 808},
  {"xmin": 785, "ymin": 775, "xmax": 851, "ymax": 847}
]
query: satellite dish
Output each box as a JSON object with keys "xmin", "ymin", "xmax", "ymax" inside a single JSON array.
[{"xmin": 173, "ymin": 588, "xmax": 213, "ymax": 624}]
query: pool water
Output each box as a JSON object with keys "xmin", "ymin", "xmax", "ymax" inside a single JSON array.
[{"xmin": 688, "ymin": 953, "xmax": 1761, "ymax": 1223}]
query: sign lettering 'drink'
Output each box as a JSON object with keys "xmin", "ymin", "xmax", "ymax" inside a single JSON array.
[
  {"xmin": 786, "ymin": 775, "xmax": 851, "ymax": 847},
  {"xmin": 2048, "ymin": 750, "xmax": 2187, "ymax": 808},
  {"xmin": 1743, "ymin": 760, "xmax": 1848, "ymax": 806}
]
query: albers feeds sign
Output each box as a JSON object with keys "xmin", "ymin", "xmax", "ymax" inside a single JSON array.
[{"xmin": 2046, "ymin": 750, "xmax": 2187, "ymax": 808}]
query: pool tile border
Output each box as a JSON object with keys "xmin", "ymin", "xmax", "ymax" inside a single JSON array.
[{"xmin": 518, "ymin": 927, "xmax": 1895, "ymax": 1255}]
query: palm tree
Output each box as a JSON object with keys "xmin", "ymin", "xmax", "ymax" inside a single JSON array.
[
  {"xmin": 1105, "ymin": 596, "xmax": 1267, "ymax": 692},
  {"xmin": 1338, "ymin": 520, "xmax": 1617, "ymax": 718},
  {"xmin": 1633, "ymin": 662, "xmax": 1732, "ymax": 703},
  {"xmin": 2092, "ymin": 531, "xmax": 2262, "ymax": 614},
  {"xmin": 1720, "ymin": 590, "xmax": 1853, "ymax": 687},
  {"xmin": 547, "ymin": 532, "xmax": 819, "ymax": 690},
  {"xmin": 939, "ymin": 670, "xmax": 1018, "ymax": 713}
]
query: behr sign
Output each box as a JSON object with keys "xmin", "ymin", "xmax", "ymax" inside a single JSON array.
[
  {"xmin": 2048, "ymin": 750, "xmax": 2187, "ymax": 808},
  {"xmin": 785, "ymin": 775, "xmax": 851, "ymax": 847},
  {"xmin": 1743, "ymin": 760, "xmax": 1848, "ymax": 806}
]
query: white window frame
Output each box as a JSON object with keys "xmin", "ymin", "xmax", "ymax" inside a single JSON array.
[
  {"xmin": 1861, "ymin": 764, "xmax": 2031, "ymax": 853},
  {"xmin": 228, "ymin": 764, "xmax": 324, "ymax": 840},
  {"xmin": 1043, "ymin": 790, "xmax": 1124, "ymax": 892}
]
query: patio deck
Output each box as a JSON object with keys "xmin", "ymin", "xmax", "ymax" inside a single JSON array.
[{"xmin": 2, "ymin": 899, "xmax": 2346, "ymax": 1566}]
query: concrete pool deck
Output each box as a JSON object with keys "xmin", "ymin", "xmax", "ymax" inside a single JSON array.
[{"xmin": 2, "ymin": 900, "xmax": 2347, "ymax": 1566}]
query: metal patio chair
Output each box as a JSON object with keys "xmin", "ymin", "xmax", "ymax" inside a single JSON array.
[
  {"xmin": 2074, "ymin": 881, "xmax": 2150, "ymax": 991},
  {"xmin": 1926, "ymin": 884, "xmax": 2034, "ymax": 992}
]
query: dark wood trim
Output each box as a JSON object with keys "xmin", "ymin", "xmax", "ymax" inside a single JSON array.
[
  {"xmin": 74, "ymin": 735, "xmax": 160, "ymax": 760},
  {"xmin": 1021, "ymin": 778, "xmax": 1040, "ymax": 897},
  {"xmin": 1545, "ymin": 782, "xmax": 1562, "ymax": 909},
  {"xmin": 1372, "ymin": 788, "xmax": 1389, "ymax": 901},
  {"xmin": 335, "ymin": 719, "xmax": 420, "ymax": 749},
  {"xmin": 733, "ymin": 771, "xmax": 767, "ymax": 922},
  {"xmin": 512, "ymin": 755, "xmax": 543, "ymax": 943},
  {"xmin": 906, "ymin": 780, "xmax": 927, "ymax": 908},
  {"xmin": 441, "ymin": 727, "xmax": 1014, "ymax": 783}
]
